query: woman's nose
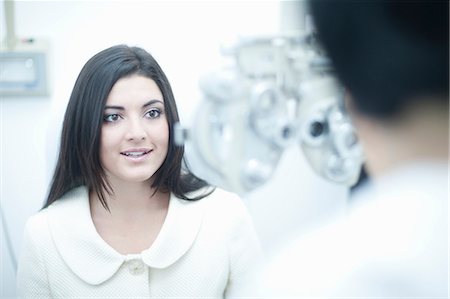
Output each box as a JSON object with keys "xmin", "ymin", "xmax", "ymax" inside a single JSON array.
[{"xmin": 125, "ymin": 119, "xmax": 146, "ymax": 141}]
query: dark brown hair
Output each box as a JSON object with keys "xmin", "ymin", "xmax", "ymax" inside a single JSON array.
[{"xmin": 309, "ymin": 0, "xmax": 448, "ymax": 119}]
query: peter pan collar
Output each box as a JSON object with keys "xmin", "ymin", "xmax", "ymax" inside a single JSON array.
[{"xmin": 47, "ymin": 186, "xmax": 207, "ymax": 285}]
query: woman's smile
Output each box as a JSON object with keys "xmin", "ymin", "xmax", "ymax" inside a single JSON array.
[{"xmin": 120, "ymin": 148, "xmax": 153, "ymax": 162}]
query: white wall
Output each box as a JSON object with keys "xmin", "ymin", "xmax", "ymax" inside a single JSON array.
[{"xmin": 1, "ymin": 1, "xmax": 347, "ymax": 297}]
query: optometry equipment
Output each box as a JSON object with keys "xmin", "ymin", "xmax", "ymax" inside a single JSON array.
[
  {"xmin": 175, "ymin": 7, "xmax": 363, "ymax": 195},
  {"xmin": 175, "ymin": 33, "xmax": 363, "ymax": 195}
]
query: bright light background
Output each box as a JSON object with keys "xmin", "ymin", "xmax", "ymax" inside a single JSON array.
[{"xmin": 1, "ymin": 1, "xmax": 347, "ymax": 297}]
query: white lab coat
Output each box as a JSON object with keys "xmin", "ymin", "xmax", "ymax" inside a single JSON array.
[
  {"xmin": 253, "ymin": 161, "xmax": 448, "ymax": 297},
  {"xmin": 17, "ymin": 186, "xmax": 263, "ymax": 298}
]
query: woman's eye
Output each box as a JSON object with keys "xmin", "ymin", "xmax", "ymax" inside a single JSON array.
[
  {"xmin": 145, "ymin": 109, "xmax": 162, "ymax": 119},
  {"xmin": 103, "ymin": 114, "xmax": 121, "ymax": 122}
]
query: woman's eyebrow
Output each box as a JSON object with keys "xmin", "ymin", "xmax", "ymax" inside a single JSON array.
[
  {"xmin": 104, "ymin": 99, "xmax": 163, "ymax": 110},
  {"xmin": 143, "ymin": 99, "xmax": 164, "ymax": 108},
  {"xmin": 104, "ymin": 105, "xmax": 124, "ymax": 110}
]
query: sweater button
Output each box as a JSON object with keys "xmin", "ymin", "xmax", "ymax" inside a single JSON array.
[{"xmin": 127, "ymin": 259, "xmax": 145, "ymax": 275}]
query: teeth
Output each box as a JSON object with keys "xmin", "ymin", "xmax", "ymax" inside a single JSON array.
[{"xmin": 124, "ymin": 152, "xmax": 145, "ymax": 157}]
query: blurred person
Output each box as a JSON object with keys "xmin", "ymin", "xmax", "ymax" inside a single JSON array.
[
  {"xmin": 16, "ymin": 45, "xmax": 262, "ymax": 298},
  {"xmin": 252, "ymin": 0, "xmax": 449, "ymax": 297}
]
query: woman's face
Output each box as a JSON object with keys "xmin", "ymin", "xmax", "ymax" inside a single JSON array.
[{"xmin": 100, "ymin": 74, "xmax": 169, "ymax": 184}]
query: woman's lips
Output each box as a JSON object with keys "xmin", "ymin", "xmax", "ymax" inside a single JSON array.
[{"xmin": 120, "ymin": 149, "xmax": 152, "ymax": 160}]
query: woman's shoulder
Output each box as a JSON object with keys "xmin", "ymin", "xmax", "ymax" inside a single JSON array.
[
  {"xmin": 22, "ymin": 208, "xmax": 54, "ymax": 251},
  {"xmin": 46, "ymin": 186, "xmax": 89, "ymax": 210},
  {"xmin": 25, "ymin": 186, "xmax": 88, "ymax": 236},
  {"xmin": 24, "ymin": 208, "xmax": 50, "ymax": 235},
  {"xmin": 206, "ymin": 187, "xmax": 245, "ymax": 206},
  {"xmin": 197, "ymin": 187, "xmax": 251, "ymax": 226},
  {"xmin": 174, "ymin": 187, "xmax": 249, "ymax": 224},
  {"xmin": 188, "ymin": 186, "xmax": 244, "ymax": 208}
]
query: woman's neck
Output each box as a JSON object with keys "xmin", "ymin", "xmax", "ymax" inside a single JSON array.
[
  {"xmin": 88, "ymin": 179, "xmax": 170, "ymax": 255},
  {"xmin": 89, "ymin": 178, "xmax": 169, "ymax": 217}
]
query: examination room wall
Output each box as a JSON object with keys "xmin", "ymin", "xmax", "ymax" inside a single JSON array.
[{"xmin": 0, "ymin": 1, "xmax": 347, "ymax": 297}]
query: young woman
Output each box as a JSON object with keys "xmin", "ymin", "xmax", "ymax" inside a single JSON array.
[{"xmin": 17, "ymin": 45, "xmax": 262, "ymax": 298}]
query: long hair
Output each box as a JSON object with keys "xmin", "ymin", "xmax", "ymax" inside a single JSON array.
[{"xmin": 44, "ymin": 45, "xmax": 211, "ymax": 209}]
